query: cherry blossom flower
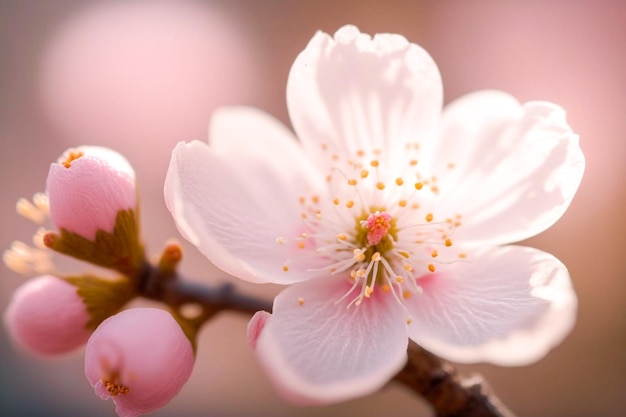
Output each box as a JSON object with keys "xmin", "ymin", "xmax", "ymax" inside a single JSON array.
[
  {"xmin": 84, "ymin": 308, "xmax": 194, "ymax": 417},
  {"xmin": 165, "ymin": 25, "xmax": 584, "ymax": 404},
  {"xmin": 47, "ymin": 145, "xmax": 137, "ymax": 241},
  {"xmin": 3, "ymin": 275, "xmax": 91, "ymax": 355}
]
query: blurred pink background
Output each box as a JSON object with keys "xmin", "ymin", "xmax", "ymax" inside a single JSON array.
[{"xmin": 1, "ymin": 1, "xmax": 625, "ymax": 416}]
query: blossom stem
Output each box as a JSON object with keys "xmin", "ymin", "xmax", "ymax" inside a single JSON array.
[{"xmin": 137, "ymin": 260, "xmax": 516, "ymax": 417}]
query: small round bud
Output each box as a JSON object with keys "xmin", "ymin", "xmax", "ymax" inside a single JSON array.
[
  {"xmin": 4, "ymin": 275, "xmax": 91, "ymax": 355},
  {"xmin": 47, "ymin": 146, "xmax": 137, "ymax": 240},
  {"xmin": 84, "ymin": 308, "xmax": 194, "ymax": 417}
]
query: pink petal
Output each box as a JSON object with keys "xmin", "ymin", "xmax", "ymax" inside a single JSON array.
[
  {"xmin": 164, "ymin": 111, "xmax": 328, "ymax": 284},
  {"xmin": 428, "ymin": 91, "xmax": 585, "ymax": 245},
  {"xmin": 3, "ymin": 275, "xmax": 91, "ymax": 356},
  {"xmin": 406, "ymin": 245, "xmax": 577, "ymax": 365},
  {"xmin": 247, "ymin": 310, "xmax": 270, "ymax": 350},
  {"xmin": 254, "ymin": 276, "xmax": 409, "ymax": 405},
  {"xmin": 287, "ymin": 25, "xmax": 443, "ymax": 172},
  {"xmin": 47, "ymin": 146, "xmax": 137, "ymax": 240},
  {"xmin": 84, "ymin": 308, "xmax": 194, "ymax": 417}
]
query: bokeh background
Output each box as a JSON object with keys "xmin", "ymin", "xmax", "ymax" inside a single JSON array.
[{"xmin": 1, "ymin": 1, "xmax": 625, "ymax": 416}]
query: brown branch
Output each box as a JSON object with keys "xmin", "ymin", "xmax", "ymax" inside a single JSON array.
[
  {"xmin": 139, "ymin": 260, "xmax": 516, "ymax": 417},
  {"xmin": 394, "ymin": 343, "xmax": 516, "ymax": 417}
]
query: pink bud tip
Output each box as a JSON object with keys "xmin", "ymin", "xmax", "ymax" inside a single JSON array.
[
  {"xmin": 247, "ymin": 310, "xmax": 271, "ymax": 350},
  {"xmin": 84, "ymin": 308, "xmax": 194, "ymax": 417},
  {"xmin": 3, "ymin": 275, "xmax": 91, "ymax": 356},
  {"xmin": 47, "ymin": 146, "xmax": 137, "ymax": 240}
]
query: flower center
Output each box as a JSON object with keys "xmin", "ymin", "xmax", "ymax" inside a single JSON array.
[
  {"xmin": 278, "ymin": 142, "xmax": 465, "ymax": 317},
  {"xmin": 363, "ymin": 211, "xmax": 392, "ymax": 246}
]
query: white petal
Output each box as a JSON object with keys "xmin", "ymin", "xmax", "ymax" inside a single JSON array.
[
  {"xmin": 429, "ymin": 91, "xmax": 585, "ymax": 245},
  {"xmin": 208, "ymin": 107, "xmax": 322, "ymax": 186},
  {"xmin": 287, "ymin": 25, "xmax": 442, "ymax": 172},
  {"xmin": 406, "ymin": 245, "xmax": 577, "ymax": 365},
  {"xmin": 254, "ymin": 276, "xmax": 409, "ymax": 405},
  {"xmin": 164, "ymin": 110, "xmax": 326, "ymax": 284}
]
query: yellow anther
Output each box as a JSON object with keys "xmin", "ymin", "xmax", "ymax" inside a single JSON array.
[
  {"xmin": 333, "ymin": 198, "xmax": 340, "ymax": 205},
  {"xmin": 298, "ymin": 297, "xmax": 304, "ymax": 306},
  {"xmin": 395, "ymin": 178, "xmax": 404, "ymax": 186},
  {"xmin": 360, "ymin": 169, "xmax": 369, "ymax": 178},
  {"xmin": 428, "ymin": 263, "xmax": 436, "ymax": 272},
  {"xmin": 299, "ymin": 196, "xmax": 306, "ymax": 204},
  {"xmin": 364, "ymin": 286, "xmax": 374, "ymax": 298},
  {"xmin": 62, "ymin": 151, "xmax": 84, "ymax": 169},
  {"xmin": 297, "ymin": 241, "xmax": 306, "ymax": 249},
  {"xmin": 431, "ymin": 249, "xmax": 438, "ymax": 258},
  {"xmin": 350, "ymin": 270, "xmax": 357, "ymax": 279},
  {"xmin": 353, "ymin": 249, "xmax": 366, "ymax": 261},
  {"xmin": 403, "ymin": 264, "xmax": 414, "ymax": 272},
  {"xmin": 282, "ymin": 263, "xmax": 289, "ymax": 272},
  {"xmin": 356, "ymin": 268, "xmax": 366, "ymax": 278},
  {"xmin": 321, "ymin": 143, "xmax": 328, "ymax": 151},
  {"xmin": 332, "ymin": 154, "xmax": 339, "ymax": 161},
  {"xmin": 445, "ymin": 238, "xmax": 453, "ymax": 247},
  {"xmin": 356, "ymin": 150, "xmax": 365, "ymax": 157},
  {"xmin": 346, "ymin": 200, "xmax": 354, "ymax": 208},
  {"xmin": 415, "ymin": 182, "xmax": 423, "ymax": 190},
  {"xmin": 406, "ymin": 318, "xmax": 413, "ymax": 325},
  {"xmin": 336, "ymin": 233, "xmax": 347, "ymax": 240},
  {"xmin": 301, "ymin": 232, "xmax": 308, "ymax": 238},
  {"xmin": 425, "ymin": 213, "xmax": 434, "ymax": 222},
  {"xmin": 459, "ymin": 252, "xmax": 467, "ymax": 259},
  {"xmin": 376, "ymin": 182, "xmax": 385, "ymax": 190},
  {"xmin": 447, "ymin": 162, "xmax": 456, "ymax": 169},
  {"xmin": 311, "ymin": 195, "xmax": 320, "ymax": 203},
  {"xmin": 382, "ymin": 284, "xmax": 391, "ymax": 292},
  {"xmin": 398, "ymin": 200, "xmax": 407, "ymax": 207},
  {"xmin": 371, "ymin": 252, "xmax": 381, "ymax": 261},
  {"xmin": 431, "ymin": 185, "xmax": 439, "ymax": 194},
  {"xmin": 402, "ymin": 290, "xmax": 412, "ymax": 299},
  {"xmin": 370, "ymin": 159, "xmax": 379, "ymax": 167},
  {"xmin": 348, "ymin": 179, "xmax": 357, "ymax": 186},
  {"xmin": 396, "ymin": 276, "xmax": 404, "ymax": 283},
  {"xmin": 276, "ymin": 237, "xmax": 285, "ymax": 245},
  {"xmin": 398, "ymin": 250, "xmax": 410, "ymax": 258},
  {"xmin": 326, "ymin": 175, "xmax": 333, "ymax": 182},
  {"xmin": 409, "ymin": 159, "xmax": 418, "ymax": 166}
]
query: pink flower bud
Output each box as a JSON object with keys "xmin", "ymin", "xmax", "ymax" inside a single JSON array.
[
  {"xmin": 84, "ymin": 308, "xmax": 194, "ymax": 417},
  {"xmin": 3, "ymin": 275, "xmax": 91, "ymax": 355},
  {"xmin": 47, "ymin": 146, "xmax": 137, "ymax": 240}
]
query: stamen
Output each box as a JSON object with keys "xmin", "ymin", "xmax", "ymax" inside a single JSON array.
[
  {"xmin": 103, "ymin": 379, "xmax": 129, "ymax": 397},
  {"xmin": 62, "ymin": 151, "xmax": 84, "ymax": 169},
  {"xmin": 16, "ymin": 198, "xmax": 46, "ymax": 225}
]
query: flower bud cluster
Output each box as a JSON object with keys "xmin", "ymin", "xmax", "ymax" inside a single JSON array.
[{"xmin": 3, "ymin": 146, "xmax": 194, "ymax": 417}]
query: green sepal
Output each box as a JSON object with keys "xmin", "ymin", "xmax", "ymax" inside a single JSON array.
[
  {"xmin": 65, "ymin": 274, "xmax": 135, "ymax": 330},
  {"xmin": 169, "ymin": 309, "xmax": 199, "ymax": 354},
  {"xmin": 45, "ymin": 209, "xmax": 145, "ymax": 277}
]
